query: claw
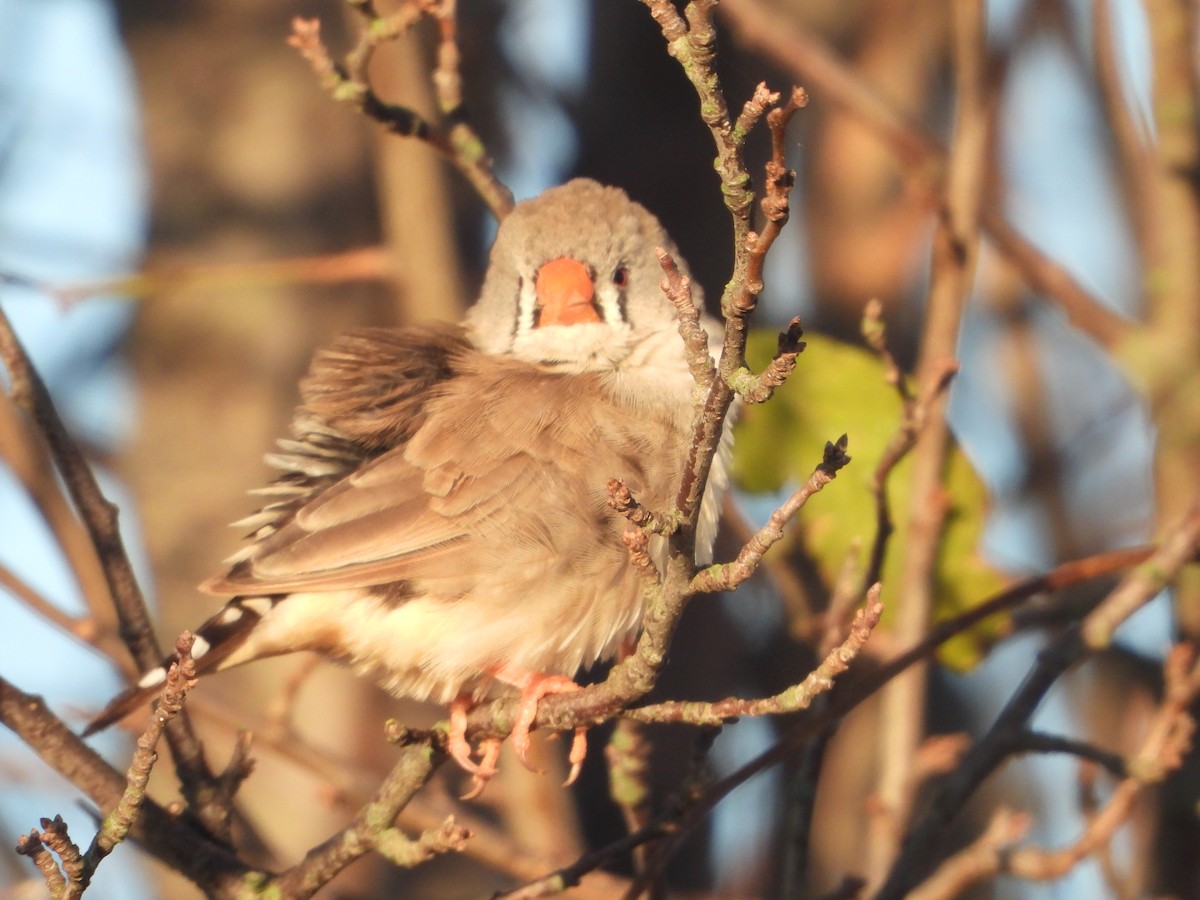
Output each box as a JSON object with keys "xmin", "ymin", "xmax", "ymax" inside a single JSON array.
[
  {"xmin": 564, "ymin": 727, "xmax": 588, "ymax": 786},
  {"xmin": 499, "ymin": 671, "xmax": 583, "ymax": 774},
  {"xmin": 448, "ymin": 696, "xmax": 483, "ymax": 774},
  {"xmin": 460, "ymin": 738, "xmax": 502, "ymax": 800}
]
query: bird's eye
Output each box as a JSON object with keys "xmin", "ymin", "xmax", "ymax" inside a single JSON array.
[{"xmin": 612, "ymin": 266, "xmax": 629, "ymax": 288}]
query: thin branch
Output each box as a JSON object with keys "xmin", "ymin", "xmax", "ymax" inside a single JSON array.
[
  {"xmin": 656, "ymin": 247, "xmax": 715, "ymax": 397},
  {"xmin": 1011, "ymin": 730, "xmax": 1127, "ymax": 778},
  {"xmin": 909, "ymin": 643, "xmax": 1200, "ymax": 897},
  {"xmin": 288, "ymin": 10, "xmax": 513, "ymax": 220},
  {"xmin": 0, "ymin": 561, "xmax": 103, "ymax": 652},
  {"xmin": 496, "ymin": 818, "xmax": 671, "ymax": 900},
  {"xmin": 601, "ymin": 545, "xmax": 1157, "ymax": 883},
  {"xmin": 605, "ymin": 719, "xmax": 654, "ymax": 876},
  {"xmin": 1082, "ymin": 494, "xmax": 1200, "ymax": 648},
  {"xmin": 0, "ymin": 675, "xmax": 248, "ymax": 896},
  {"xmin": 462, "ymin": 0, "xmax": 809, "ymax": 773},
  {"xmin": 691, "ymin": 436, "xmax": 850, "ymax": 594},
  {"xmin": 0, "ymin": 384, "xmax": 118, "ymax": 645},
  {"xmin": 875, "ymin": 628, "xmax": 1087, "ymax": 899},
  {"xmin": 15, "ymin": 826, "xmax": 67, "ymax": 898},
  {"xmin": 869, "ymin": 0, "xmax": 988, "ymax": 880},
  {"xmin": 0, "ymin": 304, "xmax": 225, "ymax": 825},
  {"xmin": 626, "ymin": 586, "xmax": 883, "ymax": 725},
  {"xmin": 1091, "ymin": 0, "xmax": 1155, "ymax": 255},
  {"xmin": 714, "ymin": 0, "xmax": 1133, "ymax": 351},
  {"xmin": 906, "ymin": 808, "xmax": 1031, "ymax": 900},
  {"xmin": 269, "ymin": 740, "xmax": 444, "ymax": 897},
  {"xmin": 860, "ymin": 299, "xmax": 959, "ymax": 589},
  {"xmin": 728, "ymin": 317, "xmax": 806, "ymax": 404},
  {"xmin": 80, "ymin": 634, "xmax": 200, "ymax": 884},
  {"xmin": 607, "ymin": 478, "xmax": 682, "ymax": 537}
]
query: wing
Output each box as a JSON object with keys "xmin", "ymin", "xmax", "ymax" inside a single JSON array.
[
  {"xmin": 201, "ymin": 349, "xmax": 621, "ymax": 596},
  {"xmin": 201, "ymin": 324, "xmax": 475, "ymax": 592}
]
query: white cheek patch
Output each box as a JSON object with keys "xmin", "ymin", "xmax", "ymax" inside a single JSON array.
[
  {"xmin": 514, "ymin": 275, "xmax": 540, "ymax": 340},
  {"xmin": 594, "ymin": 283, "xmax": 626, "ymax": 326}
]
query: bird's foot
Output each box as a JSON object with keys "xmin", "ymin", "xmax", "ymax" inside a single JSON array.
[
  {"xmin": 500, "ymin": 671, "xmax": 586, "ymax": 784},
  {"xmin": 447, "ymin": 695, "xmax": 483, "ymax": 774},
  {"xmin": 460, "ymin": 738, "xmax": 502, "ymax": 800},
  {"xmin": 449, "ymin": 696, "xmax": 505, "ymax": 798}
]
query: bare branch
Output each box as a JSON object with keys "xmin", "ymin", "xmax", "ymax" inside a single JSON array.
[
  {"xmin": 691, "ymin": 436, "xmax": 850, "ymax": 594},
  {"xmin": 605, "ymin": 719, "xmax": 653, "ymax": 876},
  {"xmin": 81, "ymin": 634, "xmax": 200, "ymax": 882},
  {"xmin": 715, "ymin": 0, "xmax": 1133, "ymax": 351},
  {"xmin": 287, "ymin": 9, "xmax": 513, "ymax": 220},
  {"xmin": 1083, "ymin": 494, "xmax": 1200, "ymax": 648},
  {"xmin": 0, "ymin": 303, "xmax": 224, "ymax": 824},
  {"xmin": 627, "ymin": 587, "xmax": 883, "ymax": 725},
  {"xmin": 656, "ymin": 247, "xmax": 715, "ymax": 396},
  {"xmin": 607, "ymin": 478, "xmax": 681, "ymax": 537},
  {"xmin": 727, "ymin": 316, "xmax": 806, "ymax": 404}
]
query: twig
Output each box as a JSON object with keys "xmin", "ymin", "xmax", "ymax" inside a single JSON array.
[
  {"xmin": 0, "ymin": 675, "xmax": 247, "ymax": 895},
  {"xmin": 495, "ymin": 819, "xmax": 671, "ymax": 900},
  {"xmin": 48, "ymin": 246, "xmax": 393, "ymax": 305},
  {"xmin": 80, "ymin": 633, "xmax": 200, "ymax": 885},
  {"xmin": 875, "ymin": 628, "xmax": 1086, "ymax": 898},
  {"xmin": 714, "ymin": 0, "xmax": 1133, "ymax": 351},
  {"xmin": 860, "ymin": 300, "xmax": 959, "ymax": 589},
  {"xmin": 1082, "ymin": 494, "xmax": 1200, "ymax": 648},
  {"xmin": 465, "ymin": 0, "xmax": 810, "ymax": 772},
  {"xmin": 728, "ymin": 317, "xmax": 806, "ymax": 404},
  {"xmin": 779, "ymin": 723, "xmax": 834, "ymax": 900},
  {"xmin": 0, "ymin": 561, "xmax": 102, "ymax": 652},
  {"xmin": 869, "ymin": 0, "xmax": 988, "ymax": 881},
  {"xmin": 1010, "ymin": 730, "xmax": 1127, "ymax": 778},
  {"xmin": 604, "ymin": 545, "xmax": 1156, "ymax": 884},
  {"xmin": 1091, "ymin": 0, "xmax": 1154, "ymax": 255},
  {"xmin": 184, "ymin": 694, "xmax": 631, "ymax": 897},
  {"xmin": 11, "ymin": 634, "xmax": 199, "ymax": 898},
  {"xmin": 908, "ymin": 643, "xmax": 1200, "ymax": 897},
  {"xmin": 722, "ymin": 494, "xmax": 818, "ymax": 640},
  {"xmin": 269, "ymin": 740, "xmax": 446, "ymax": 897},
  {"xmin": 626, "ymin": 587, "xmax": 882, "ymax": 725},
  {"xmin": 0, "ymin": 303, "xmax": 225, "ymax": 828},
  {"xmin": 605, "ymin": 719, "xmax": 654, "ymax": 876},
  {"xmin": 656, "ymin": 247, "xmax": 715, "ymax": 398},
  {"xmin": 288, "ymin": 9, "xmax": 513, "ymax": 220},
  {"xmin": 608, "ymin": 478, "xmax": 682, "ymax": 537},
  {"xmin": 0, "ymin": 381, "xmax": 118, "ymax": 646},
  {"xmin": 624, "ymin": 728, "xmax": 723, "ymax": 899},
  {"xmin": 691, "ymin": 436, "xmax": 850, "ymax": 594},
  {"xmin": 905, "ymin": 808, "xmax": 1031, "ymax": 900}
]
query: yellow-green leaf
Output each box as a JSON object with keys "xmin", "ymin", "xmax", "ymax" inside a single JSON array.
[{"xmin": 733, "ymin": 330, "xmax": 1008, "ymax": 670}]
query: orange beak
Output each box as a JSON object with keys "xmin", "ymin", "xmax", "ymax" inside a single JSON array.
[{"xmin": 535, "ymin": 258, "xmax": 601, "ymax": 327}]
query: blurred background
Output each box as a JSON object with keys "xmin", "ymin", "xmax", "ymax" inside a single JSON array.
[{"xmin": 1, "ymin": 0, "xmax": 1194, "ymax": 897}]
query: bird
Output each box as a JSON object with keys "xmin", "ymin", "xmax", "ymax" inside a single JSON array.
[{"xmin": 85, "ymin": 178, "xmax": 728, "ymax": 792}]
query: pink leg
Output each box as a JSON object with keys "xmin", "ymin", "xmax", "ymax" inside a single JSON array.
[
  {"xmin": 460, "ymin": 738, "xmax": 503, "ymax": 800},
  {"xmin": 447, "ymin": 695, "xmax": 484, "ymax": 775},
  {"xmin": 564, "ymin": 727, "xmax": 588, "ymax": 786},
  {"xmin": 490, "ymin": 668, "xmax": 585, "ymax": 774}
]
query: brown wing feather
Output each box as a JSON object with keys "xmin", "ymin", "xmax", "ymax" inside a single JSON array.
[
  {"xmin": 202, "ymin": 351, "xmax": 678, "ymax": 598},
  {"xmin": 201, "ymin": 324, "xmax": 473, "ymax": 594}
]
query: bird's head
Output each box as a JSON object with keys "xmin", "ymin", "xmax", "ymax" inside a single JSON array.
[{"xmin": 467, "ymin": 179, "xmax": 699, "ymax": 372}]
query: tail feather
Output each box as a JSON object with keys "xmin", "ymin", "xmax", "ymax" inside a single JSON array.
[{"xmin": 82, "ymin": 594, "xmax": 285, "ymax": 736}]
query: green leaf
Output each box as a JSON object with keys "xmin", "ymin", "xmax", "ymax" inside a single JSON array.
[{"xmin": 733, "ymin": 330, "xmax": 1008, "ymax": 670}]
